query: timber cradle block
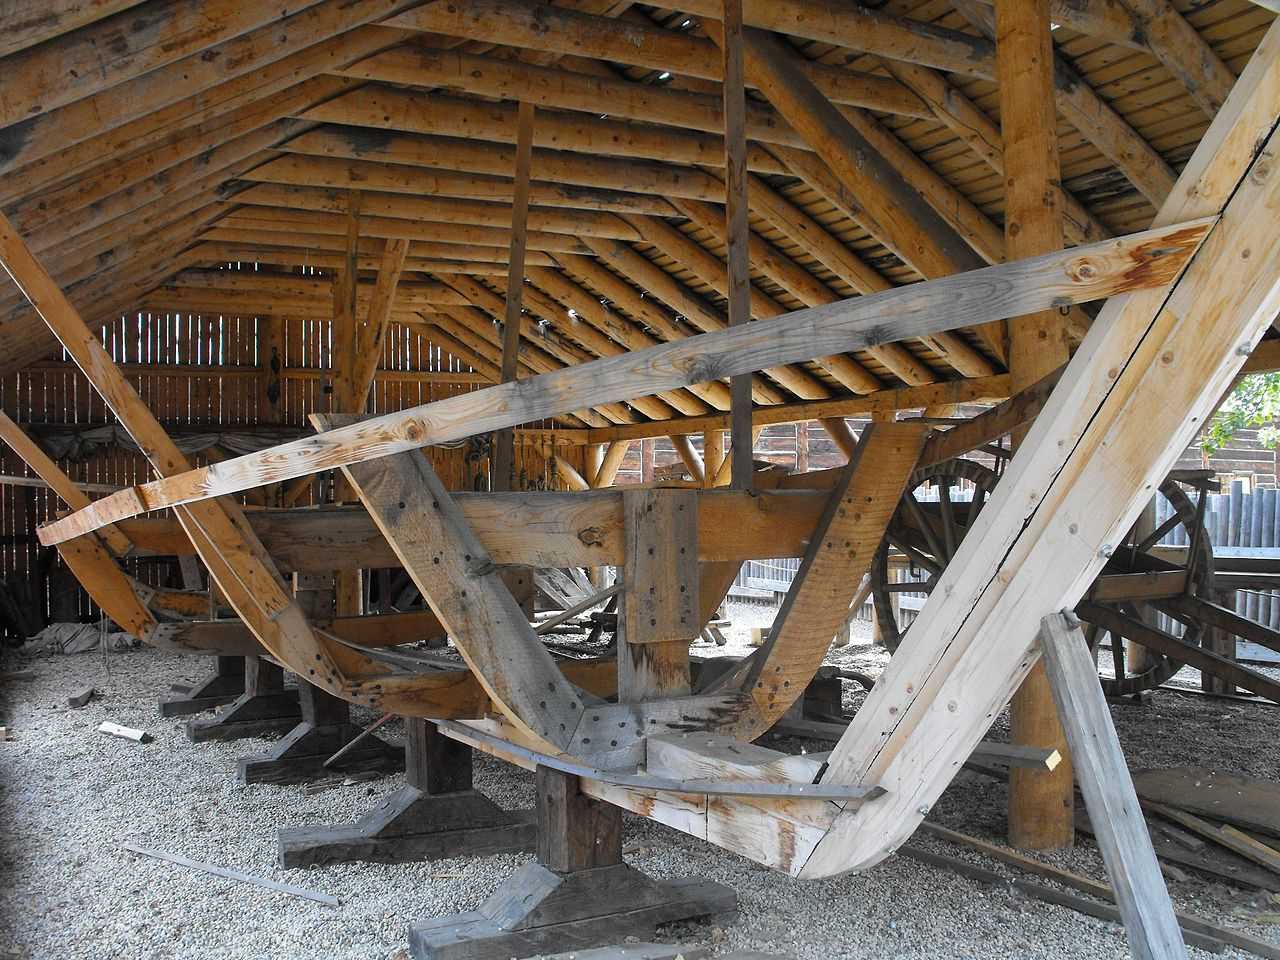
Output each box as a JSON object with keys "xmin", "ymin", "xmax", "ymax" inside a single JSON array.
[
  {"xmin": 408, "ymin": 864, "xmax": 737, "ymax": 960},
  {"xmin": 278, "ymin": 787, "xmax": 536, "ymax": 868},
  {"xmin": 159, "ymin": 655, "xmax": 246, "ymax": 718},
  {"xmin": 278, "ymin": 719, "xmax": 535, "ymax": 867},
  {"xmin": 410, "ymin": 765, "xmax": 736, "ymax": 960},
  {"xmin": 184, "ymin": 658, "xmax": 301, "ymax": 743},
  {"xmin": 238, "ymin": 684, "xmax": 402, "ymax": 786}
]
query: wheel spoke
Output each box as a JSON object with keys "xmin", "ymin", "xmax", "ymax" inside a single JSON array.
[
  {"xmin": 1111, "ymin": 624, "xmax": 1127, "ymax": 680},
  {"xmin": 901, "ymin": 496, "xmax": 952, "ymax": 563},
  {"xmin": 939, "ymin": 483, "xmax": 958, "ymax": 559}
]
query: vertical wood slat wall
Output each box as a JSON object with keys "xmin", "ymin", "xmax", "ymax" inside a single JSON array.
[{"xmin": 0, "ymin": 274, "xmax": 581, "ymax": 639}]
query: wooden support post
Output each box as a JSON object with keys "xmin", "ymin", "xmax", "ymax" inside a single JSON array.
[
  {"xmin": 620, "ymin": 489, "xmax": 698, "ymax": 700},
  {"xmin": 235, "ymin": 572, "xmax": 401, "ymax": 784},
  {"xmin": 332, "ymin": 192, "xmax": 364, "ymax": 619},
  {"xmin": 278, "ymin": 717, "xmax": 536, "ymax": 867},
  {"xmin": 722, "ymin": 0, "xmax": 754, "ymax": 491},
  {"xmin": 998, "ymin": 0, "xmax": 1075, "ymax": 852},
  {"xmin": 1039, "ymin": 613, "xmax": 1189, "ymax": 960},
  {"xmin": 493, "ymin": 100, "xmax": 535, "ymax": 493},
  {"xmin": 237, "ymin": 677, "xmax": 403, "ymax": 786},
  {"xmin": 703, "ymin": 430, "xmax": 726, "ymax": 487}
]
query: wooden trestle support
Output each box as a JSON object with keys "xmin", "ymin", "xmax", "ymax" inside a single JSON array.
[{"xmin": 1, "ymin": 20, "xmax": 1279, "ymax": 960}]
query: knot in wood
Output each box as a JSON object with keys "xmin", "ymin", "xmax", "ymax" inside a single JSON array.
[{"xmin": 1066, "ymin": 257, "xmax": 1100, "ymax": 283}]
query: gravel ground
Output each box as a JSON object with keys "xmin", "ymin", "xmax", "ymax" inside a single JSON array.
[{"xmin": 2, "ymin": 643, "xmax": 1279, "ymax": 960}]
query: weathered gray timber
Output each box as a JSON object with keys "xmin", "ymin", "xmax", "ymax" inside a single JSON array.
[
  {"xmin": 184, "ymin": 657, "xmax": 301, "ymax": 743},
  {"xmin": 237, "ymin": 682, "xmax": 402, "ymax": 785},
  {"xmin": 409, "ymin": 766, "xmax": 736, "ymax": 960},
  {"xmin": 158, "ymin": 655, "xmax": 247, "ymax": 718},
  {"xmin": 278, "ymin": 718, "xmax": 535, "ymax": 867}
]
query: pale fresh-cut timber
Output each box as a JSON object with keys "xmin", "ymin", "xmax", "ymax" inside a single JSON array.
[{"xmin": 801, "ymin": 21, "xmax": 1280, "ymax": 878}]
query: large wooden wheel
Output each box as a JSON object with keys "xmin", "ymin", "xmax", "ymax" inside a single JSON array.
[
  {"xmin": 873, "ymin": 465, "xmax": 1219, "ymax": 696},
  {"xmin": 870, "ymin": 458, "xmax": 999, "ymax": 653},
  {"xmin": 1076, "ymin": 476, "xmax": 1216, "ymax": 695}
]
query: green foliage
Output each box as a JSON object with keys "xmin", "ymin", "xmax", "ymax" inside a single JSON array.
[{"xmin": 1201, "ymin": 372, "xmax": 1280, "ymax": 455}]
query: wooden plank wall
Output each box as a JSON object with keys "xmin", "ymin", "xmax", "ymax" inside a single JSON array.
[{"xmin": 0, "ymin": 268, "xmax": 580, "ymax": 639}]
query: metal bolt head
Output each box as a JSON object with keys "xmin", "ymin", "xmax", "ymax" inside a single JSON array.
[
  {"xmin": 917, "ymin": 804, "xmax": 930, "ymax": 816},
  {"xmin": 1099, "ymin": 545, "xmax": 1114, "ymax": 558}
]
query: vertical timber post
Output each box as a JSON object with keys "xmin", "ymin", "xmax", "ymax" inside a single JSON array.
[
  {"xmin": 493, "ymin": 100, "xmax": 535, "ymax": 494},
  {"xmin": 722, "ymin": 0, "xmax": 753, "ymax": 491},
  {"xmin": 333, "ymin": 191, "xmax": 363, "ymax": 618},
  {"xmin": 997, "ymin": 0, "xmax": 1075, "ymax": 850}
]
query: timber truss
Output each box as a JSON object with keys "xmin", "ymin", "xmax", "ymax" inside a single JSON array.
[{"xmin": 2, "ymin": 13, "xmax": 1278, "ymax": 891}]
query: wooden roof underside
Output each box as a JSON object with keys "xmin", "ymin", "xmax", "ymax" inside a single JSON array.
[{"xmin": 0, "ymin": 0, "xmax": 1274, "ymax": 434}]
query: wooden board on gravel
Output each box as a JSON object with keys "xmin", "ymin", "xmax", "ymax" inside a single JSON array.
[{"xmin": 1133, "ymin": 769, "xmax": 1280, "ymax": 839}]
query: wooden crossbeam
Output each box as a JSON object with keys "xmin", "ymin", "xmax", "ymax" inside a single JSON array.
[
  {"xmin": 12, "ymin": 76, "xmax": 351, "ymax": 237},
  {"xmin": 335, "ymin": 43, "xmax": 931, "ymax": 133},
  {"xmin": 297, "ymin": 87, "xmax": 788, "ymax": 174},
  {"xmin": 1122, "ymin": 0, "xmax": 1237, "ymax": 119},
  {"xmin": 34, "ymin": 218, "xmax": 1213, "ymax": 544},
  {"xmin": 0, "ymin": 1, "xmax": 320, "ymax": 128},
  {"xmin": 230, "ymin": 185, "xmax": 637, "ymax": 240},
  {"xmin": 0, "ymin": 0, "xmax": 149, "ymax": 60},
  {"xmin": 255, "ymin": 142, "xmax": 696, "ymax": 210}
]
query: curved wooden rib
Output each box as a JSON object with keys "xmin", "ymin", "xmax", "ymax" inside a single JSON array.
[
  {"xmin": 804, "ymin": 31, "xmax": 1280, "ymax": 878},
  {"xmin": 708, "ymin": 421, "xmax": 927, "ymax": 739}
]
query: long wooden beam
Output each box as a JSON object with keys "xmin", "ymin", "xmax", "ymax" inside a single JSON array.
[
  {"xmin": 0, "ymin": 25, "xmax": 401, "ymax": 205},
  {"xmin": 387, "ymin": 0, "xmax": 995, "ymax": 80},
  {"xmin": 10, "ymin": 76, "xmax": 351, "ymax": 236},
  {"xmin": 0, "ymin": 0, "xmax": 149, "ymax": 60},
  {"xmin": 296, "ymin": 87, "xmax": 789, "ymax": 173},
  {"xmin": 252, "ymin": 145, "xmax": 684, "ymax": 215},
  {"xmin": 33, "ymin": 218, "xmax": 1214, "ymax": 542},
  {"xmin": 584, "ymin": 375, "xmax": 1011, "ymax": 443},
  {"xmin": 0, "ymin": 412, "xmax": 132, "ymax": 556},
  {"xmin": 228, "ymin": 186, "xmax": 639, "ymax": 240},
  {"xmin": 0, "ymin": 0, "xmax": 413, "ymax": 177},
  {"xmin": 335, "ymin": 44, "xmax": 930, "ymax": 137},
  {"xmin": 1121, "ymin": 0, "xmax": 1237, "ymax": 119},
  {"xmin": 0, "ymin": 1, "xmax": 321, "ymax": 128}
]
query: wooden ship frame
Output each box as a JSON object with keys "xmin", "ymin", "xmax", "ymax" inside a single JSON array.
[{"xmin": 2, "ymin": 2, "xmax": 1280, "ymax": 957}]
